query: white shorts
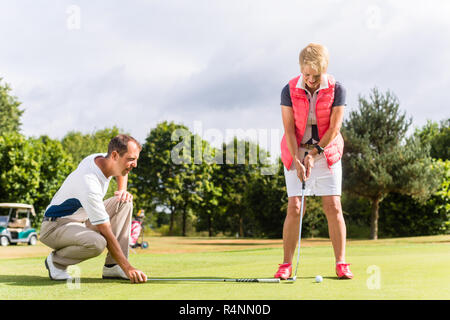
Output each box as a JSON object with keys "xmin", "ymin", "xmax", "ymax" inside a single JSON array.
[{"xmin": 284, "ymin": 148, "xmax": 342, "ymax": 197}]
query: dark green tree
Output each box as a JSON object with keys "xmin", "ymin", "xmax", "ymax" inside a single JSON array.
[
  {"xmin": 414, "ymin": 119, "xmax": 450, "ymax": 160},
  {"xmin": 31, "ymin": 136, "xmax": 75, "ymax": 227},
  {"xmin": 132, "ymin": 121, "xmax": 202, "ymax": 235},
  {"xmin": 0, "ymin": 78, "xmax": 24, "ymax": 134},
  {"xmin": 378, "ymin": 159, "xmax": 449, "ymax": 237},
  {"xmin": 213, "ymin": 138, "xmax": 268, "ymax": 237},
  {"xmin": 342, "ymin": 88, "xmax": 441, "ymax": 239},
  {"xmin": 341, "ymin": 193, "xmax": 372, "ymax": 239},
  {"xmin": 191, "ymin": 140, "xmax": 223, "ymax": 237},
  {"xmin": 0, "ymin": 133, "xmax": 76, "ymax": 228},
  {"xmin": 242, "ymin": 158, "xmax": 286, "ymax": 238},
  {"xmin": 0, "ymin": 133, "xmax": 40, "ymax": 204}
]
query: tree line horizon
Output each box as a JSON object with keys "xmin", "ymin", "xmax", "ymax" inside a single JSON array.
[{"xmin": 1, "ymin": 78, "xmax": 449, "ymax": 240}]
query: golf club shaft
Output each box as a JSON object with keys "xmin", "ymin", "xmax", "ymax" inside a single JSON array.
[
  {"xmin": 292, "ymin": 186, "xmax": 304, "ymax": 279},
  {"xmin": 148, "ymin": 278, "xmax": 280, "ymax": 283},
  {"xmin": 292, "ymin": 152, "xmax": 308, "ymax": 279}
]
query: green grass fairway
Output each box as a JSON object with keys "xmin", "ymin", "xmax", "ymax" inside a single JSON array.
[{"xmin": 1, "ymin": 235, "xmax": 449, "ymax": 300}]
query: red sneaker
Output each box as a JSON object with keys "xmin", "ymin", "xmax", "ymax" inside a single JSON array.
[
  {"xmin": 274, "ymin": 263, "xmax": 292, "ymax": 280},
  {"xmin": 336, "ymin": 263, "xmax": 353, "ymax": 279}
]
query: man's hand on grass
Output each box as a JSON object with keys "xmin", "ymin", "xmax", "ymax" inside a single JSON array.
[{"xmin": 125, "ymin": 266, "xmax": 148, "ymax": 283}]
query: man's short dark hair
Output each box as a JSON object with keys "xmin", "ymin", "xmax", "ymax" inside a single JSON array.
[{"xmin": 106, "ymin": 134, "xmax": 142, "ymax": 157}]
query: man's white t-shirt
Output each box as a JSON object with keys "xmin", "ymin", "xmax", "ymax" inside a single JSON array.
[{"xmin": 44, "ymin": 153, "xmax": 112, "ymax": 225}]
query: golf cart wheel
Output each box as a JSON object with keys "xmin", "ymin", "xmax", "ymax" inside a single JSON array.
[
  {"xmin": 28, "ymin": 235, "xmax": 37, "ymax": 246},
  {"xmin": 141, "ymin": 241, "xmax": 149, "ymax": 249},
  {"xmin": 0, "ymin": 236, "xmax": 9, "ymax": 247}
]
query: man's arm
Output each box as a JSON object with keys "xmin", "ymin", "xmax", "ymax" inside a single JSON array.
[
  {"xmin": 81, "ymin": 178, "xmax": 145, "ymax": 283},
  {"xmin": 115, "ymin": 174, "xmax": 132, "ymax": 202},
  {"xmin": 116, "ymin": 174, "xmax": 128, "ymax": 190},
  {"xmin": 95, "ymin": 221, "xmax": 147, "ymax": 283}
]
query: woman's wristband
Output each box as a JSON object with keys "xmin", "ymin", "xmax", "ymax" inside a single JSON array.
[{"xmin": 314, "ymin": 144, "xmax": 324, "ymax": 154}]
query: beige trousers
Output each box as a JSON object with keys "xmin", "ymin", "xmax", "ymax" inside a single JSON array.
[{"xmin": 39, "ymin": 197, "xmax": 132, "ymax": 270}]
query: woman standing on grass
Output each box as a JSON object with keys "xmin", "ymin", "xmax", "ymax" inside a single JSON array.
[{"xmin": 275, "ymin": 43, "xmax": 353, "ymax": 280}]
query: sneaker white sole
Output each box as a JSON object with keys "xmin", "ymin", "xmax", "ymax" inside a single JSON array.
[{"xmin": 45, "ymin": 257, "xmax": 71, "ymax": 281}]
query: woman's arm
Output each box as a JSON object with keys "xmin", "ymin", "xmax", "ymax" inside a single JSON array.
[
  {"xmin": 308, "ymin": 105, "xmax": 345, "ymax": 157},
  {"xmin": 281, "ymin": 106, "xmax": 307, "ymax": 181},
  {"xmin": 304, "ymin": 105, "xmax": 345, "ymax": 178},
  {"xmin": 281, "ymin": 106, "xmax": 301, "ymax": 163}
]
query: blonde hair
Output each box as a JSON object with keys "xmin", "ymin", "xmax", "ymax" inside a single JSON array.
[{"xmin": 299, "ymin": 43, "xmax": 329, "ymax": 74}]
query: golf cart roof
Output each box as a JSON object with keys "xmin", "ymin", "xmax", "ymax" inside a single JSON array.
[{"xmin": 0, "ymin": 203, "xmax": 36, "ymax": 216}]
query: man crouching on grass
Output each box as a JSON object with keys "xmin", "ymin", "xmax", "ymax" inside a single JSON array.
[{"xmin": 39, "ymin": 134, "xmax": 147, "ymax": 283}]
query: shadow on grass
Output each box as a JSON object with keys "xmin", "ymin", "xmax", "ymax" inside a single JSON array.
[
  {"xmin": 322, "ymin": 276, "xmax": 348, "ymax": 281},
  {"xmin": 186, "ymin": 242, "xmax": 280, "ymax": 246},
  {"xmin": 146, "ymin": 276, "xmax": 324, "ymax": 285},
  {"xmin": 277, "ymin": 276, "xmax": 341, "ymax": 284},
  {"xmin": 185, "ymin": 240, "xmax": 331, "ymax": 246},
  {"xmin": 145, "ymin": 276, "xmax": 293, "ymax": 285},
  {"xmin": 1, "ymin": 275, "xmax": 287, "ymax": 286},
  {"xmin": 0, "ymin": 275, "xmax": 127, "ymax": 286},
  {"xmin": 1, "ymin": 275, "xmax": 334, "ymax": 286}
]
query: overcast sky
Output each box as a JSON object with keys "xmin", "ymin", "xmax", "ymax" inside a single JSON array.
[{"xmin": 1, "ymin": 0, "xmax": 449, "ymax": 158}]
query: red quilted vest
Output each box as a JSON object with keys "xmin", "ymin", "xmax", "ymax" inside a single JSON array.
[{"xmin": 280, "ymin": 74, "xmax": 344, "ymax": 169}]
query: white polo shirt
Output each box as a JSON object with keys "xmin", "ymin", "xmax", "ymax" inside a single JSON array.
[{"xmin": 44, "ymin": 153, "xmax": 112, "ymax": 225}]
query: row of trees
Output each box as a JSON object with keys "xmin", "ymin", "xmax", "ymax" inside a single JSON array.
[{"xmin": 1, "ymin": 77, "xmax": 448, "ymax": 239}]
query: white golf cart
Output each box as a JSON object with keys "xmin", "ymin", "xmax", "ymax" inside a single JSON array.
[{"xmin": 0, "ymin": 203, "xmax": 38, "ymax": 246}]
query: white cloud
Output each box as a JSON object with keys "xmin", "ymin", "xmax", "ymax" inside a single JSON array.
[{"xmin": 0, "ymin": 0, "xmax": 448, "ymax": 155}]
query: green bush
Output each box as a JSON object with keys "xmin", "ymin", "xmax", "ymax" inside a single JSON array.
[{"xmin": 378, "ymin": 159, "xmax": 449, "ymax": 237}]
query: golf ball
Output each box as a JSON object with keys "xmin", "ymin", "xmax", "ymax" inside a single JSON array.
[{"xmin": 315, "ymin": 275, "xmax": 323, "ymax": 283}]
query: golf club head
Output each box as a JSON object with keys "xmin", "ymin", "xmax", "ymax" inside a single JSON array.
[{"xmin": 286, "ymin": 276, "xmax": 297, "ymax": 282}]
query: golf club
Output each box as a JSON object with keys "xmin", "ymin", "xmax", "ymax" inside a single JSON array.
[
  {"xmin": 147, "ymin": 278, "xmax": 280, "ymax": 283},
  {"xmin": 286, "ymin": 152, "xmax": 308, "ymax": 282}
]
